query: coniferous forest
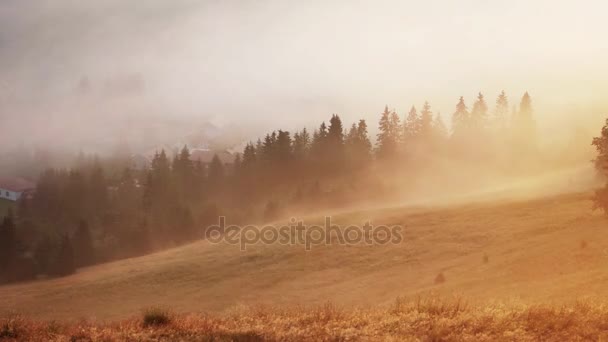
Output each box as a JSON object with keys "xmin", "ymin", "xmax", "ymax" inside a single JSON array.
[{"xmin": 0, "ymin": 91, "xmax": 594, "ymax": 284}]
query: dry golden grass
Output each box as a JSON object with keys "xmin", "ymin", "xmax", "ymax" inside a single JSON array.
[
  {"xmin": 0, "ymin": 191, "xmax": 606, "ymax": 321},
  {"xmin": 3, "ymin": 296, "xmax": 608, "ymax": 341}
]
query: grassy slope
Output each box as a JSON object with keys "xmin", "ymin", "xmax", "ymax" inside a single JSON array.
[{"xmin": 0, "ymin": 191, "xmax": 605, "ymax": 320}]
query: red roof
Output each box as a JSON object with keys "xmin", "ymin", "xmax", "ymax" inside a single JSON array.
[{"xmin": 0, "ymin": 177, "xmax": 36, "ymax": 192}]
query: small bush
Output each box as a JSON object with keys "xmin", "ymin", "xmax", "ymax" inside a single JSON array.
[
  {"xmin": 580, "ymin": 240, "xmax": 588, "ymax": 249},
  {"xmin": 0, "ymin": 318, "xmax": 20, "ymax": 339},
  {"xmin": 483, "ymin": 253, "xmax": 489, "ymax": 263},
  {"xmin": 142, "ymin": 307, "xmax": 171, "ymax": 327},
  {"xmin": 434, "ymin": 272, "xmax": 445, "ymax": 284}
]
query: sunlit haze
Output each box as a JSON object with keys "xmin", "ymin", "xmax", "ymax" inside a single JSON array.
[{"xmin": 1, "ymin": 0, "xmax": 607, "ymax": 152}]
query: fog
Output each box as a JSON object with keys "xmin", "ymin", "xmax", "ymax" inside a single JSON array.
[{"xmin": 1, "ymin": 0, "xmax": 607, "ymax": 154}]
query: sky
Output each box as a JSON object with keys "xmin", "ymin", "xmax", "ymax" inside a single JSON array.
[{"xmin": 1, "ymin": 0, "xmax": 607, "ymax": 149}]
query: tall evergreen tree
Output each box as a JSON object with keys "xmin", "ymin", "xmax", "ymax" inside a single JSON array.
[
  {"xmin": 242, "ymin": 143, "xmax": 257, "ymax": 170},
  {"xmin": 376, "ymin": 106, "xmax": 401, "ymax": 159},
  {"xmin": 292, "ymin": 128, "xmax": 311, "ymax": 160},
  {"xmin": 513, "ymin": 92, "xmax": 537, "ymax": 150},
  {"xmin": 418, "ymin": 101, "xmax": 434, "ymax": 140},
  {"xmin": 451, "ymin": 96, "xmax": 470, "ymax": 138},
  {"xmin": 404, "ymin": 106, "xmax": 419, "ymax": 142},
  {"xmin": 470, "ymin": 92, "xmax": 488, "ymax": 131},
  {"xmin": 494, "ymin": 91, "xmax": 509, "ymax": 131},
  {"xmin": 432, "ymin": 112, "xmax": 448, "ymax": 142},
  {"xmin": 275, "ymin": 130, "xmax": 293, "ymax": 162},
  {"xmin": 208, "ymin": 154, "xmax": 225, "ymax": 187}
]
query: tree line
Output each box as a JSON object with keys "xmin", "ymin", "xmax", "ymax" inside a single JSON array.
[{"xmin": 0, "ymin": 91, "xmax": 538, "ymax": 283}]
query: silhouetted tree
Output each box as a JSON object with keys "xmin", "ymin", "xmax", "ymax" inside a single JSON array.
[
  {"xmin": 418, "ymin": 101, "xmax": 434, "ymax": 140},
  {"xmin": 593, "ymin": 118, "xmax": 608, "ymax": 215},
  {"xmin": 404, "ymin": 106, "xmax": 419, "ymax": 143},
  {"xmin": 208, "ymin": 154, "xmax": 225, "ymax": 190},
  {"xmin": 293, "ymin": 128, "xmax": 311, "ymax": 161},
  {"xmin": 470, "ymin": 92, "xmax": 488, "ymax": 131},
  {"xmin": 376, "ymin": 106, "xmax": 401, "ymax": 160},
  {"xmin": 451, "ymin": 96, "xmax": 469, "ymax": 138},
  {"xmin": 494, "ymin": 91, "xmax": 509, "ymax": 132}
]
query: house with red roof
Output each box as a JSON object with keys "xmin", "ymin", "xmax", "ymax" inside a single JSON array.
[{"xmin": 0, "ymin": 177, "xmax": 35, "ymax": 202}]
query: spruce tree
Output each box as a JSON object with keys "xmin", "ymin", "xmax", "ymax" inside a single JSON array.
[
  {"xmin": 494, "ymin": 91, "xmax": 509, "ymax": 131},
  {"xmin": 432, "ymin": 112, "xmax": 448, "ymax": 142},
  {"xmin": 376, "ymin": 106, "xmax": 401, "ymax": 160},
  {"xmin": 418, "ymin": 101, "xmax": 434, "ymax": 141},
  {"xmin": 208, "ymin": 154, "xmax": 225, "ymax": 186},
  {"xmin": 470, "ymin": 92, "xmax": 488, "ymax": 131},
  {"xmin": 404, "ymin": 106, "xmax": 419, "ymax": 142},
  {"xmin": 275, "ymin": 130, "xmax": 293, "ymax": 162},
  {"xmin": 451, "ymin": 96, "xmax": 469, "ymax": 138},
  {"xmin": 293, "ymin": 128, "xmax": 310, "ymax": 161}
]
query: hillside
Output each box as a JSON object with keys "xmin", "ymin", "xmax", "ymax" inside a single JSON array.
[{"xmin": 0, "ymin": 191, "xmax": 605, "ymax": 320}]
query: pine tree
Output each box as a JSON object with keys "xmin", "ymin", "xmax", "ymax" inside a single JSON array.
[
  {"xmin": 451, "ymin": 96, "xmax": 469, "ymax": 138},
  {"xmin": 346, "ymin": 119, "xmax": 372, "ymax": 165},
  {"xmin": 418, "ymin": 101, "xmax": 433, "ymax": 140},
  {"xmin": 404, "ymin": 106, "xmax": 419, "ymax": 142},
  {"xmin": 592, "ymin": 118, "xmax": 608, "ymax": 175},
  {"xmin": 275, "ymin": 130, "xmax": 292, "ymax": 162},
  {"xmin": 376, "ymin": 106, "xmax": 401, "ymax": 160},
  {"xmin": 327, "ymin": 114, "xmax": 344, "ymax": 146},
  {"xmin": 356, "ymin": 119, "xmax": 372, "ymax": 161},
  {"xmin": 470, "ymin": 92, "xmax": 488, "ymax": 131},
  {"xmin": 513, "ymin": 92, "xmax": 537, "ymax": 150},
  {"xmin": 242, "ymin": 143, "xmax": 257, "ymax": 170},
  {"xmin": 233, "ymin": 153, "xmax": 242, "ymax": 175},
  {"xmin": 593, "ymin": 118, "xmax": 608, "ymax": 215},
  {"xmin": 208, "ymin": 154, "xmax": 225, "ymax": 186},
  {"xmin": 293, "ymin": 128, "xmax": 310, "ymax": 160},
  {"xmin": 327, "ymin": 114, "xmax": 346, "ymax": 169},
  {"xmin": 262, "ymin": 132, "xmax": 277, "ymax": 162},
  {"xmin": 432, "ymin": 112, "xmax": 448, "ymax": 142},
  {"xmin": 494, "ymin": 91, "xmax": 509, "ymax": 131}
]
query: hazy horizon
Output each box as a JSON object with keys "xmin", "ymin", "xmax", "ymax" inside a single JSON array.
[{"xmin": 1, "ymin": 0, "xmax": 607, "ymax": 152}]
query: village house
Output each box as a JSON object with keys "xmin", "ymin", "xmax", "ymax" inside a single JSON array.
[{"xmin": 0, "ymin": 177, "xmax": 35, "ymax": 201}]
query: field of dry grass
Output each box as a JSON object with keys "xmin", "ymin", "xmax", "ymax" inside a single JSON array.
[
  {"xmin": 1, "ymin": 184, "xmax": 608, "ymax": 340},
  {"xmin": 1, "ymin": 191, "xmax": 605, "ymax": 319},
  {"xmin": 3, "ymin": 296, "xmax": 608, "ymax": 341}
]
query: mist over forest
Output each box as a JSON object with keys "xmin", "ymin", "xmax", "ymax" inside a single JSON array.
[{"xmin": 1, "ymin": 0, "xmax": 607, "ymax": 164}]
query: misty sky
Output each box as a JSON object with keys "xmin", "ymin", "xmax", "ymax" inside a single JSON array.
[{"xmin": 1, "ymin": 0, "xmax": 607, "ymax": 134}]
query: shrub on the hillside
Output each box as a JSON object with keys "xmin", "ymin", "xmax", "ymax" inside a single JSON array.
[
  {"xmin": 0, "ymin": 318, "xmax": 20, "ymax": 339},
  {"xmin": 434, "ymin": 272, "xmax": 445, "ymax": 284},
  {"xmin": 592, "ymin": 183, "xmax": 608, "ymax": 216},
  {"xmin": 142, "ymin": 307, "xmax": 171, "ymax": 327}
]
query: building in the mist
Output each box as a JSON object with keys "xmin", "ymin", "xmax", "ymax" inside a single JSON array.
[{"xmin": 0, "ymin": 177, "xmax": 35, "ymax": 202}]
